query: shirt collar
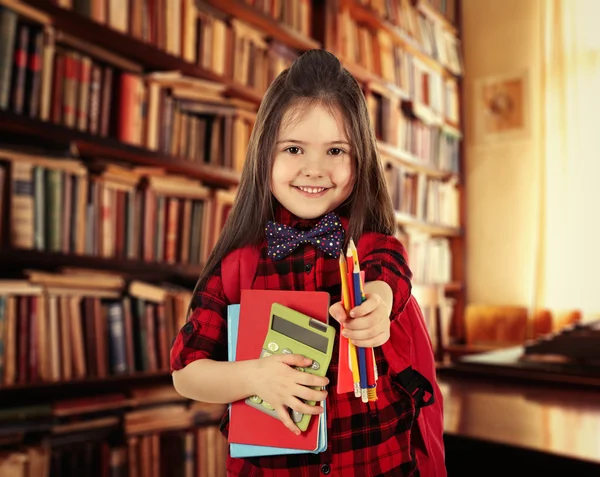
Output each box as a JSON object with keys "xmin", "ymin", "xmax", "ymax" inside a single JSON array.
[{"xmin": 272, "ymin": 202, "xmax": 349, "ymax": 232}]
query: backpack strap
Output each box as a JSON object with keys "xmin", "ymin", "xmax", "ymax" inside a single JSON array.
[
  {"xmin": 221, "ymin": 244, "xmax": 261, "ymax": 304},
  {"xmin": 395, "ymin": 366, "xmax": 435, "ymax": 419}
]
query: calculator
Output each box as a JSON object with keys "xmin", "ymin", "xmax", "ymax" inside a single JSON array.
[{"xmin": 245, "ymin": 302, "xmax": 336, "ymax": 432}]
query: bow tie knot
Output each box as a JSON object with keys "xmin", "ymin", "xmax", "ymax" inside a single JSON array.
[{"xmin": 266, "ymin": 212, "xmax": 345, "ymax": 261}]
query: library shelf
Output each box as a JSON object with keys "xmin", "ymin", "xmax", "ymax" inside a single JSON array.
[
  {"xmin": 23, "ymin": 0, "xmax": 265, "ymax": 105},
  {"xmin": 0, "ymin": 249, "xmax": 203, "ymax": 286},
  {"xmin": 203, "ymin": 0, "xmax": 321, "ymax": 52},
  {"xmin": 0, "ymin": 371, "xmax": 173, "ymax": 406},
  {"xmin": 346, "ymin": 0, "xmax": 455, "ymax": 77},
  {"xmin": 414, "ymin": 0, "xmax": 458, "ymax": 35},
  {"xmin": 395, "ymin": 211, "xmax": 462, "ymax": 237},
  {"xmin": 0, "ymin": 110, "xmax": 241, "ymax": 188},
  {"xmin": 378, "ymin": 141, "xmax": 459, "ymax": 180},
  {"xmin": 343, "ymin": 60, "xmax": 410, "ymax": 100}
]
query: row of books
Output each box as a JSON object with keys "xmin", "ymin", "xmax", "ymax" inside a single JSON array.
[
  {"xmin": 50, "ymin": 0, "xmax": 311, "ymax": 58},
  {"xmin": 0, "ymin": 423, "xmax": 226, "ymax": 477},
  {"xmin": 0, "ymin": 270, "xmax": 192, "ymax": 387},
  {"xmin": 0, "ymin": 8, "xmax": 259, "ymax": 170},
  {"xmin": 115, "ymin": 71, "xmax": 256, "ymax": 170},
  {"xmin": 384, "ymin": 162, "xmax": 460, "ymax": 228},
  {"xmin": 340, "ymin": 8, "xmax": 461, "ymax": 124},
  {"xmin": 420, "ymin": 0, "xmax": 457, "ymax": 24},
  {"xmin": 402, "ymin": 233, "xmax": 453, "ymax": 285},
  {"xmin": 237, "ymin": 0, "xmax": 313, "ymax": 37},
  {"xmin": 0, "ymin": 148, "xmax": 235, "ymax": 265},
  {"xmin": 353, "ymin": 0, "xmax": 462, "ymax": 76},
  {"xmin": 368, "ymin": 92, "xmax": 460, "ymax": 173},
  {"xmin": 0, "ymin": 384, "xmax": 227, "ymax": 476}
]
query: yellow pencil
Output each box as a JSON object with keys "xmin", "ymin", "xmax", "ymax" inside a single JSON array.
[
  {"xmin": 339, "ymin": 253, "xmax": 361, "ymax": 397},
  {"xmin": 346, "ymin": 244, "xmax": 361, "ymax": 397},
  {"xmin": 349, "ymin": 239, "xmax": 378, "ymax": 402}
]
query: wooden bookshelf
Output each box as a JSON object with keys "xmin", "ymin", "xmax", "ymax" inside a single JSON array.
[
  {"xmin": 0, "ymin": 369, "xmax": 172, "ymax": 405},
  {"xmin": 203, "ymin": 0, "xmax": 321, "ymax": 51},
  {"xmin": 20, "ymin": 0, "xmax": 265, "ymax": 105},
  {"xmin": 395, "ymin": 211, "xmax": 462, "ymax": 237},
  {"xmin": 0, "ymin": 249, "xmax": 203, "ymax": 285},
  {"xmin": 321, "ymin": 0, "xmax": 466, "ymax": 355},
  {"xmin": 0, "ymin": 0, "xmax": 466, "ymax": 473},
  {"xmin": 415, "ymin": 0, "xmax": 458, "ymax": 35},
  {"xmin": 0, "ymin": 110, "xmax": 241, "ymax": 187}
]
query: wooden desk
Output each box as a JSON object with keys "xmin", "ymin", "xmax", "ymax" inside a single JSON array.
[{"xmin": 438, "ymin": 371, "xmax": 600, "ymax": 475}]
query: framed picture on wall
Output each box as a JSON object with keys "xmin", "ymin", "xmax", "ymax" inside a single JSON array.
[{"xmin": 474, "ymin": 70, "xmax": 530, "ymax": 144}]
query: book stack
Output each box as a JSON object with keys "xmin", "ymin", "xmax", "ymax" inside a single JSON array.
[{"xmin": 226, "ymin": 289, "xmax": 332, "ymax": 457}]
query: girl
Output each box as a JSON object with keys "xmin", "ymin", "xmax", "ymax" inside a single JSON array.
[{"xmin": 171, "ymin": 49, "xmax": 445, "ymax": 476}]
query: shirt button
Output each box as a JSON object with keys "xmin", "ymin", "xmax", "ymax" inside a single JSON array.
[
  {"xmin": 183, "ymin": 322, "xmax": 194, "ymax": 334},
  {"xmin": 320, "ymin": 464, "xmax": 331, "ymax": 475},
  {"xmin": 304, "ymin": 263, "xmax": 313, "ymax": 273}
]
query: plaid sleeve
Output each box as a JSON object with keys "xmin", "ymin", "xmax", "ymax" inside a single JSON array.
[
  {"xmin": 361, "ymin": 234, "xmax": 413, "ymax": 318},
  {"xmin": 170, "ymin": 263, "xmax": 228, "ymax": 372}
]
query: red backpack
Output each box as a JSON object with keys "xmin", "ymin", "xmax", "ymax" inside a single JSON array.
[{"xmin": 221, "ymin": 241, "xmax": 447, "ymax": 477}]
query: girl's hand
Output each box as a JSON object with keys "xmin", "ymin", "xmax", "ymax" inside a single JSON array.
[
  {"xmin": 329, "ymin": 292, "xmax": 392, "ymax": 347},
  {"xmin": 250, "ymin": 353, "xmax": 328, "ymax": 435}
]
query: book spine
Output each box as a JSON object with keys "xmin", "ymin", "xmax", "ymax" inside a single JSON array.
[{"xmin": 107, "ymin": 301, "xmax": 127, "ymax": 375}]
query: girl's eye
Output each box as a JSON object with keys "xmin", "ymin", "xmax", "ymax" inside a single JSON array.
[
  {"xmin": 328, "ymin": 148, "xmax": 346, "ymax": 156},
  {"xmin": 285, "ymin": 146, "xmax": 302, "ymax": 155}
]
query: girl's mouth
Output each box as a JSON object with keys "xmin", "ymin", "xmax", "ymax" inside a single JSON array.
[{"xmin": 293, "ymin": 186, "xmax": 330, "ymax": 197}]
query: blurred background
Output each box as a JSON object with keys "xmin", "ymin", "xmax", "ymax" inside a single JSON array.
[{"xmin": 0, "ymin": 0, "xmax": 598, "ymax": 475}]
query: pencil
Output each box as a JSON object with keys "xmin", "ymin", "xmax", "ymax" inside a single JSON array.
[
  {"xmin": 356, "ymin": 256, "xmax": 377, "ymax": 400},
  {"xmin": 339, "ymin": 253, "xmax": 360, "ymax": 397},
  {"xmin": 344, "ymin": 246, "xmax": 361, "ymax": 397},
  {"xmin": 349, "ymin": 239, "xmax": 368, "ymax": 403},
  {"xmin": 349, "ymin": 239, "xmax": 378, "ymax": 402}
]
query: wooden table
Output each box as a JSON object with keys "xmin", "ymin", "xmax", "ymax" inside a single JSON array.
[{"xmin": 437, "ymin": 370, "xmax": 600, "ymax": 475}]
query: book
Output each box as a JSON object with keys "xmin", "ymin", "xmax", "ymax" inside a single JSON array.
[
  {"xmin": 228, "ymin": 289, "xmax": 330, "ymax": 452},
  {"xmin": 227, "ymin": 303, "xmax": 327, "ymax": 457}
]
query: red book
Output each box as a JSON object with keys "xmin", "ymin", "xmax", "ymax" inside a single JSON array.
[{"xmin": 228, "ymin": 289, "xmax": 330, "ymax": 451}]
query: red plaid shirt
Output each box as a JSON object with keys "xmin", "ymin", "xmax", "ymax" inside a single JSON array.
[{"xmin": 171, "ymin": 207, "xmax": 424, "ymax": 476}]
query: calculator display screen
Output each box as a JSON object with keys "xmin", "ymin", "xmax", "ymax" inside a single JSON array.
[{"xmin": 271, "ymin": 314, "xmax": 328, "ymax": 353}]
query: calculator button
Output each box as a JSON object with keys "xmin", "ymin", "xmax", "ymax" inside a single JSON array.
[
  {"xmin": 260, "ymin": 350, "xmax": 272, "ymax": 358},
  {"xmin": 267, "ymin": 342, "xmax": 279, "ymax": 352},
  {"xmin": 292, "ymin": 410, "xmax": 303, "ymax": 422},
  {"xmin": 310, "ymin": 361, "xmax": 320, "ymax": 371},
  {"xmin": 249, "ymin": 395, "xmax": 262, "ymax": 404},
  {"xmin": 282, "ymin": 348, "xmax": 292, "ymax": 354},
  {"xmin": 262, "ymin": 401, "xmax": 274, "ymax": 410},
  {"xmin": 295, "ymin": 366, "xmax": 305, "ymax": 372}
]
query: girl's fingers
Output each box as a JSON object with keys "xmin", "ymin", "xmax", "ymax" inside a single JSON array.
[
  {"xmin": 349, "ymin": 293, "xmax": 380, "ymax": 318},
  {"xmin": 294, "ymin": 371, "xmax": 330, "ymax": 389},
  {"xmin": 343, "ymin": 314, "xmax": 374, "ymax": 330},
  {"xmin": 287, "ymin": 396, "xmax": 325, "ymax": 417},
  {"xmin": 293, "ymin": 383, "xmax": 328, "ymax": 403},
  {"xmin": 342, "ymin": 326, "xmax": 375, "ymax": 341},
  {"xmin": 329, "ymin": 301, "xmax": 347, "ymax": 323},
  {"xmin": 351, "ymin": 331, "xmax": 390, "ymax": 348},
  {"xmin": 275, "ymin": 405, "xmax": 301, "ymax": 435}
]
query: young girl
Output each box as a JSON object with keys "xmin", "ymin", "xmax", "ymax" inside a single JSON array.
[{"xmin": 171, "ymin": 49, "xmax": 445, "ymax": 476}]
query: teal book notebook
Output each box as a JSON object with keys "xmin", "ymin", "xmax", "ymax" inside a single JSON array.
[{"xmin": 227, "ymin": 304, "xmax": 327, "ymax": 458}]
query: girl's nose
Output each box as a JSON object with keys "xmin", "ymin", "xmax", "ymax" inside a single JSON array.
[{"xmin": 301, "ymin": 155, "xmax": 325, "ymax": 178}]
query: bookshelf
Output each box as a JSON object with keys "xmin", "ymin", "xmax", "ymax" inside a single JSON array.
[
  {"xmin": 0, "ymin": 0, "xmax": 465, "ymax": 474},
  {"xmin": 317, "ymin": 0, "xmax": 466, "ymax": 353}
]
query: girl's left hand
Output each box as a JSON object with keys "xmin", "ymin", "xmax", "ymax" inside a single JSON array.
[{"xmin": 329, "ymin": 293, "xmax": 391, "ymax": 348}]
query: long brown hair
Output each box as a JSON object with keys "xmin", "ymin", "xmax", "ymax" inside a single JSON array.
[{"xmin": 195, "ymin": 49, "xmax": 395, "ymax": 296}]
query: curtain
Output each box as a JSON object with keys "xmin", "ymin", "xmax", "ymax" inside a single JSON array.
[{"xmin": 535, "ymin": 0, "xmax": 600, "ymax": 319}]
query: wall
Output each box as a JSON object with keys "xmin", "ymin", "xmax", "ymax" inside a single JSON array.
[{"xmin": 461, "ymin": 0, "xmax": 542, "ymax": 307}]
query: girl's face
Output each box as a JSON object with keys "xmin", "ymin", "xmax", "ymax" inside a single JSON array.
[{"xmin": 271, "ymin": 103, "xmax": 355, "ymax": 220}]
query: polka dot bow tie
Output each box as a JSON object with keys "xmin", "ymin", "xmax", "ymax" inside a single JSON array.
[{"xmin": 265, "ymin": 212, "xmax": 345, "ymax": 261}]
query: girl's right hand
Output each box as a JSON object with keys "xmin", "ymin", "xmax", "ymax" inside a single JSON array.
[{"xmin": 251, "ymin": 353, "xmax": 329, "ymax": 435}]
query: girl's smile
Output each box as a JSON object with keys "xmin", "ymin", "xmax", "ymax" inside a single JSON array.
[
  {"xmin": 271, "ymin": 103, "xmax": 355, "ymax": 219},
  {"xmin": 292, "ymin": 185, "xmax": 330, "ymax": 197}
]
